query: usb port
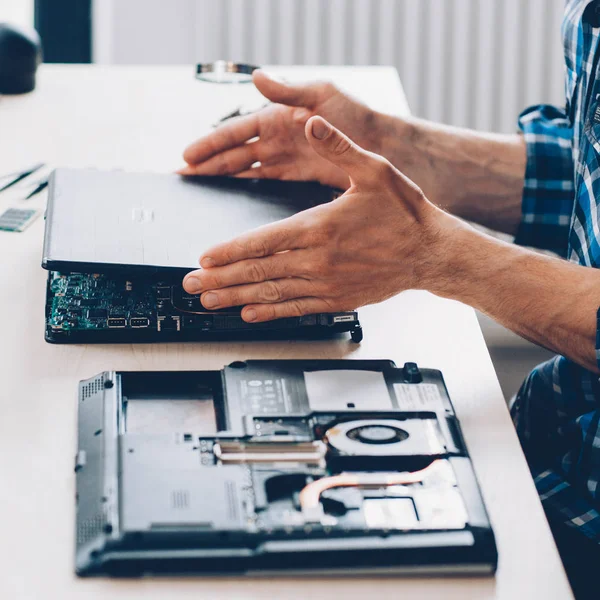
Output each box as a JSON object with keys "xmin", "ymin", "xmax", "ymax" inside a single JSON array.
[
  {"xmin": 130, "ymin": 317, "xmax": 150, "ymax": 328},
  {"xmin": 107, "ymin": 318, "xmax": 127, "ymax": 328},
  {"xmin": 333, "ymin": 315, "xmax": 356, "ymax": 323}
]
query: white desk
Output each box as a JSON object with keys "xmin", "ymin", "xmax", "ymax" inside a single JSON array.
[{"xmin": 0, "ymin": 65, "xmax": 572, "ymax": 600}]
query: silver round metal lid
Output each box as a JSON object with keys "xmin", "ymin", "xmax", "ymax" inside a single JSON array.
[{"xmin": 195, "ymin": 61, "xmax": 259, "ymax": 84}]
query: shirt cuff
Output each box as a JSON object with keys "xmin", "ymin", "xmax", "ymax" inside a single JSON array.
[{"xmin": 514, "ymin": 105, "xmax": 575, "ymax": 257}]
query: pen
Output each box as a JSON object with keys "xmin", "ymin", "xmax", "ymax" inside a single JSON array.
[
  {"xmin": 0, "ymin": 162, "xmax": 45, "ymax": 193},
  {"xmin": 23, "ymin": 179, "xmax": 49, "ymax": 200}
]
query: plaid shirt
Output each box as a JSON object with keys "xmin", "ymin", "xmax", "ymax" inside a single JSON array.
[{"xmin": 511, "ymin": 0, "xmax": 600, "ymax": 541}]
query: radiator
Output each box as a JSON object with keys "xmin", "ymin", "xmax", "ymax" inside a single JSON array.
[{"xmin": 95, "ymin": 0, "xmax": 568, "ymax": 133}]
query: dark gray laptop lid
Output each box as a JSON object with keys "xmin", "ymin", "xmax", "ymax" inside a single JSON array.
[{"xmin": 42, "ymin": 168, "xmax": 335, "ymax": 275}]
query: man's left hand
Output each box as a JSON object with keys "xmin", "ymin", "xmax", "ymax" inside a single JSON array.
[{"xmin": 182, "ymin": 116, "xmax": 459, "ymax": 323}]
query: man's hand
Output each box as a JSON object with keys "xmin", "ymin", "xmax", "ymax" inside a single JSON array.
[
  {"xmin": 178, "ymin": 70, "xmax": 386, "ymax": 190},
  {"xmin": 182, "ymin": 116, "xmax": 457, "ymax": 323}
]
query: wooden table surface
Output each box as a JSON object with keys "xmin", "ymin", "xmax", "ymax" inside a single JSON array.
[{"xmin": 0, "ymin": 65, "xmax": 572, "ymax": 599}]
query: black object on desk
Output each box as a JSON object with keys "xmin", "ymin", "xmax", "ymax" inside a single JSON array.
[{"xmin": 0, "ymin": 22, "xmax": 42, "ymax": 94}]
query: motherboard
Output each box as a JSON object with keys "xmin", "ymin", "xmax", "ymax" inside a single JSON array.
[
  {"xmin": 47, "ymin": 270, "xmax": 237, "ymax": 333},
  {"xmin": 45, "ymin": 271, "xmax": 362, "ymax": 342}
]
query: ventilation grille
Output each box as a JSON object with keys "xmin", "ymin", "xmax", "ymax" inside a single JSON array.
[
  {"xmin": 77, "ymin": 514, "xmax": 106, "ymax": 545},
  {"xmin": 225, "ymin": 480, "xmax": 239, "ymax": 521},
  {"xmin": 81, "ymin": 375, "xmax": 105, "ymax": 400}
]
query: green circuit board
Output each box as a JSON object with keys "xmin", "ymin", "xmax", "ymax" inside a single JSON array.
[
  {"xmin": 45, "ymin": 271, "xmax": 360, "ymax": 340},
  {"xmin": 46, "ymin": 271, "xmax": 230, "ymax": 334}
]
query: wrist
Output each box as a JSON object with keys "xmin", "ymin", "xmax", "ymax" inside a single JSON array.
[
  {"xmin": 413, "ymin": 208, "xmax": 479, "ymax": 298},
  {"xmin": 375, "ymin": 113, "xmax": 427, "ymax": 183},
  {"xmin": 419, "ymin": 213, "xmax": 521, "ymax": 312}
]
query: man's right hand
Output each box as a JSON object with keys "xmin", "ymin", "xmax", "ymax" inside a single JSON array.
[{"xmin": 178, "ymin": 69, "xmax": 386, "ymax": 190}]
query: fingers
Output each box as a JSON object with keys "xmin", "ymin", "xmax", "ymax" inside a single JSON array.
[
  {"xmin": 182, "ymin": 113, "xmax": 260, "ymax": 165},
  {"xmin": 253, "ymin": 69, "xmax": 325, "ymax": 108},
  {"xmin": 305, "ymin": 116, "xmax": 384, "ymax": 183},
  {"xmin": 178, "ymin": 141, "xmax": 260, "ymax": 176},
  {"xmin": 198, "ymin": 215, "xmax": 309, "ymax": 268},
  {"xmin": 241, "ymin": 297, "xmax": 332, "ymax": 323},
  {"xmin": 197, "ymin": 278, "xmax": 315, "ymax": 311},
  {"xmin": 183, "ymin": 252, "xmax": 303, "ymax": 294}
]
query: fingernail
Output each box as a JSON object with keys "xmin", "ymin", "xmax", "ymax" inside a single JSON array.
[
  {"xmin": 244, "ymin": 308, "xmax": 257, "ymax": 322},
  {"xmin": 201, "ymin": 256, "xmax": 216, "ymax": 268},
  {"xmin": 311, "ymin": 118, "xmax": 330, "ymax": 140},
  {"xmin": 202, "ymin": 292, "xmax": 218, "ymax": 308},
  {"xmin": 183, "ymin": 276, "xmax": 202, "ymax": 293}
]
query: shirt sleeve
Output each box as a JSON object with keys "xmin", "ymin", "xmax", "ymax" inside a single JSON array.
[
  {"xmin": 597, "ymin": 307, "xmax": 600, "ymax": 371},
  {"xmin": 514, "ymin": 104, "xmax": 575, "ymax": 257}
]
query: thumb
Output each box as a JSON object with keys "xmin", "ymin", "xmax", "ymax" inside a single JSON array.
[
  {"xmin": 305, "ymin": 116, "xmax": 376, "ymax": 182},
  {"xmin": 253, "ymin": 69, "xmax": 321, "ymax": 107}
]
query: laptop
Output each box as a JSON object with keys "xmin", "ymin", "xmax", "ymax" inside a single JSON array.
[
  {"xmin": 75, "ymin": 359, "xmax": 497, "ymax": 576},
  {"xmin": 42, "ymin": 168, "xmax": 362, "ymax": 343}
]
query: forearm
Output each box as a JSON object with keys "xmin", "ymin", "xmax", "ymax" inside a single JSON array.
[
  {"xmin": 426, "ymin": 216, "xmax": 599, "ymax": 372},
  {"xmin": 374, "ymin": 113, "xmax": 527, "ymax": 235}
]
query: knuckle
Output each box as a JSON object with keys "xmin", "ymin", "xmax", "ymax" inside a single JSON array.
[
  {"xmin": 321, "ymin": 244, "xmax": 337, "ymax": 264},
  {"xmin": 301, "ymin": 208, "xmax": 337, "ymax": 245},
  {"xmin": 221, "ymin": 289, "xmax": 239, "ymax": 307},
  {"xmin": 331, "ymin": 135, "xmax": 353, "ymax": 157},
  {"xmin": 363, "ymin": 156, "xmax": 395, "ymax": 185},
  {"xmin": 244, "ymin": 261, "xmax": 267, "ymax": 283},
  {"xmin": 259, "ymin": 305, "xmax": 277, "ymax": 322},
  {"xmin": 291, "ymin": 107, "xmax": 311, "ymax": 124},
  {"xmin": 321, "ymin": 81, "xmax": 339, "ymax": 97},
  {"xmin": 372, "ymin": 156, "xmax": 393, "ymax": 176},
  {"xmin": 309, "ymin": 255, "xmax": 331, "ymax": 278},
  {"xmin": 221, "ymin": 125, "xmax": 237, "ymax": 148},
  {"xmin": 380, "ymin": 161, "xmax": 397, "ymax": 182},
  {"xmin": 317, "ymin": 214, "xmax": 337, "ymax": 241},
  {"xmin": 203, "ymin": 272, "xmax": 223, "ymax": 289},
  {"xmin": 246, "ymin": 237, "xmax": 269, "ymax": 258},
  {"xmin": 261, "ymin": 281, "xmax": 284, "ymax": 302},
  {"xmin": 214, "ymin": 155, "xmax": 232, "ymax": 175},
  {"xmin": 287, "ymin": 299, "xmax": 306, "ymax": 317}
]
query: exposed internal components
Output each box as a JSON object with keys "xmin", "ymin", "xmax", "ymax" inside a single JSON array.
[
  {"xmin": 46, "ymin": 271, "xmax": 362, "ymax": 342},
  {"xmin": 75, "ymin": 360, "xmax": 496, "ymax": 576}
]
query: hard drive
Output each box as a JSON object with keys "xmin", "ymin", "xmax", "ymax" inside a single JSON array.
[{"xmin": 75, "ymin": 360, "xmax": 497, "ymax": 576}]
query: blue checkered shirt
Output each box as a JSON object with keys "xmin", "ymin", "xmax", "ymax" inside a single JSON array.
[{"xmin": 511, "ymin": 0, "xmax": 600, "ymax": 541}]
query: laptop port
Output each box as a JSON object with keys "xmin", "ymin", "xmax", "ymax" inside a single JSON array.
[
  {"xmin": 130, "ymin": 317, "xmax": 150, "ymax": 328},
  {"xmin": 158, "ymin": 316, "xmax": 181, "ymax": 332},
  {"xmin": 333, "ymin": 314, "xmax": 356, "ymax": 323},
  {"xmin": 107, "ymin": 318, "xmax": 127, "ymax": 328}
]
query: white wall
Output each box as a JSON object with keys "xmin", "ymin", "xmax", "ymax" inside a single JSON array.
[
  {"xmin": 0, "ymin": 0, "xmax": 34, "ymax": 27},
  {"xmin": 92, "ymin": 0, "xmax": 566, "ymax": 133}
]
